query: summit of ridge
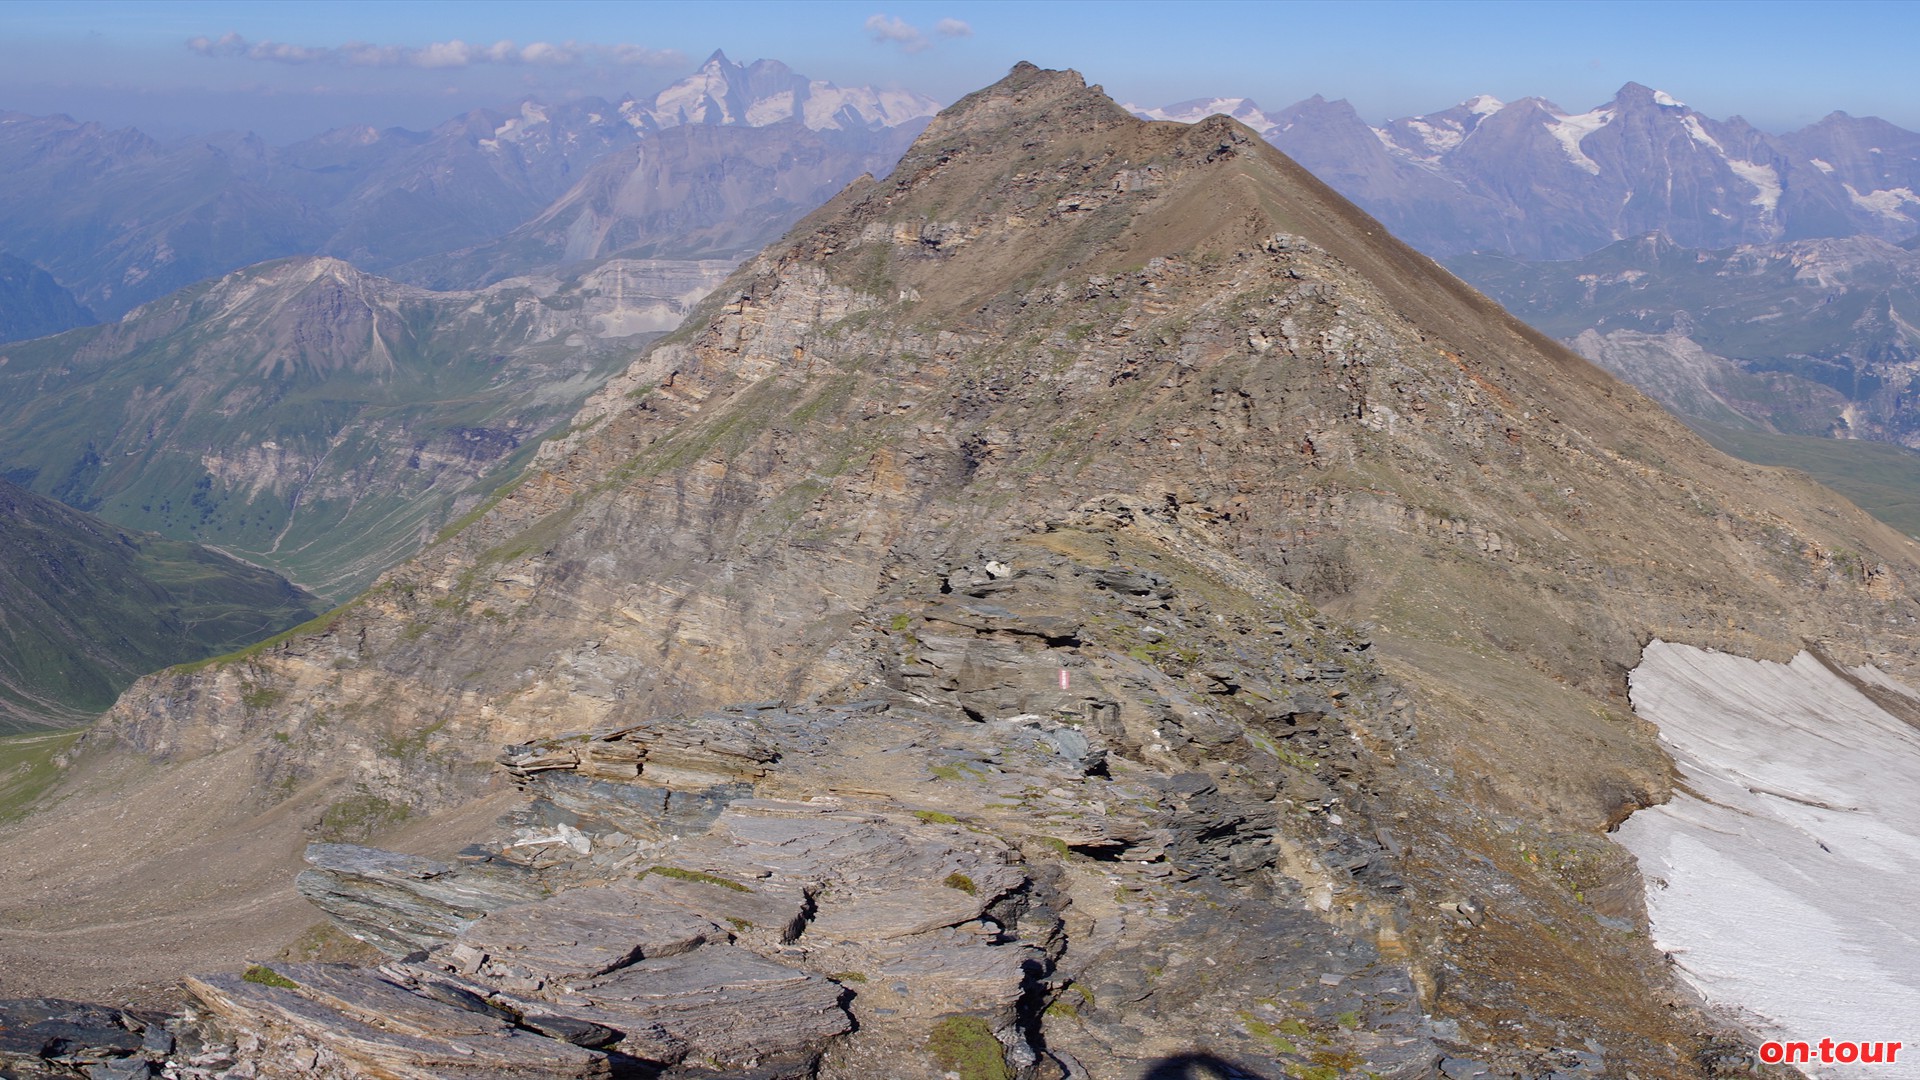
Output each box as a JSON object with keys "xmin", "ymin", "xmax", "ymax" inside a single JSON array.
[{"xmin": 913, "ymin": 61, "xmax": 1134, "ymax": 142}]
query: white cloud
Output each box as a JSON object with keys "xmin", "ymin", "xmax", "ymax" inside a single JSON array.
[
  {"xmin": 935, "ymin": 18, "xmax": 973, "ymax": 38},
  {"xmin": 864, "ymin": 14, "xmax": 930, "ymax": 52},
  {"xmin": 186, "ymin": 32, "xmax": 681, "ymax": 70}
]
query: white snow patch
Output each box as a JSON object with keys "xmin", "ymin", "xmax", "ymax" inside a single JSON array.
[
  {"xmin": 1844, "ymin": 184, "xmax": 1920, "ymax": 221},
  {"xmin": 1372, "ymin": 125, "xmax": 1443, "ymax": 166},
  {"xmin": 484, "ymin": 102, "xmax": 551, "ymax": 147},
  {"xmin": 1728, "ymin": 158, "xmax": 1782, "ymax": 214},
  {"xmin": 800, "ymin": 85, "xmax": 937, "ymax": 130},
  {"xmin": 1681, "ymin": 114, "xmax": 1724, "ymax": 153},
  {"xmin": 1616, "ymin": 641, "xmax": 1920, "ymax": 1078},
  {"xmin": 1466, "ymin": 94, "xmax": 1504, "ymax": 116},
  {"xmin": 1405, "ymin": 117, "xmax": 1464, "ymax": 154},
  {"xmin": 745, "ymin": 90, "xmax": 796, "ymax": 127},
  {"xmin": 1810, "ymin": 157, "xmax": 1835, "ymax": 174},
  {"xmin": 1653, "ymin": 89, "xmax": 1686, "ymax": 108},
  {"xmin": 1544, "ymin": 107, "xmax": 1612, "ymax": 175}
]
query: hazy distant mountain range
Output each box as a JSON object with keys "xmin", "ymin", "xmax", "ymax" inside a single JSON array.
[
  {"xmin": 1132, "ymin": 82, "xmax": 1920, "ymax": 259},
  {"xmin": 0, "ymin": 51, "xmax": 936, "ymax": 318},
  {"xmin": 1455, "ymin": 233, "xmax": 1920, "ymax": 440},
  {"xmin": 0, "ymin": 254, "xmax": 92, "ymax": 344}
]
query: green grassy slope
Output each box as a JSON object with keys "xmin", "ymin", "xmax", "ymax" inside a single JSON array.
[
  {"xmin": 0, "ymin": 257, "xmax": 655, "ymax": 599},
  {"xmin": 0, "ymin": 478, "xmax": 320, "ymax": 732},
  {"xmin": 1689, "ymin": 420, "xmax": 1920, "ymax": 538}
]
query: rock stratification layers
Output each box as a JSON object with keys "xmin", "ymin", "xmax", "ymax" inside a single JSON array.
[{"xmin": 53, "ymin": 62, "xmax": 1920, "ymax": 1077}]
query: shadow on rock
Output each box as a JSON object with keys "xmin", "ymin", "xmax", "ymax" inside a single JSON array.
[{"xmin": 1141, "ymin": 1053, "xmax": 1275, "ymax": 1080}]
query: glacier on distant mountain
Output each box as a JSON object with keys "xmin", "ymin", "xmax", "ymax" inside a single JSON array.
[
  {"xmin": 1545, "ymin": 106, "xmax": 1613, "ymax": 175},
  {"xmin": 628, "ymin": 50, "xmax": 939, "ymax": 132},
  {"xmin": 1130, "ymin": 80, "xmax": 1920, "ymax": 258}
]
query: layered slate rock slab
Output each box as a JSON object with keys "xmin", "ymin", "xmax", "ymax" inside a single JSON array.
[
  {"xmin": 705, "ymin": 802, "xmax": 1026, "ymax": 895},
  {"xmin": 185, "ymin": 965, "xmax": 610, "ymax": 1080},
  {"xmin": 456, "ymin": 885, "xmax": 725, "ymax": 983},
  {"xmin": 0, "ymin": 998, "xmax": 154, "ymax": 1074},
  {"xmin": 296, "ymin": 844, "xmax": 545, "ymax": 954},
  {"xmin": 523, "ymin": 771, "xmax": 750, "ymax": 841},
  {"xmin": 805, "ymin": 884, "xmax": 985, "ymax": 941},
  {"xmin": 630, "ymin": 870, "xmax": 815, "ymax": 943},
  {"xmin": 553, "ymin": 945, "xmax": 850, "ymax": 1066},
  {"xmin": 810, "ymin": 927, "xmax": 1037, "ymax": 1024}
]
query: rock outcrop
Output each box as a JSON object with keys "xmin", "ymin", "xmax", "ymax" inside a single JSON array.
[{"xmin": 174, "ymin": 536, "xmax": 1458, "ymax": 1078}]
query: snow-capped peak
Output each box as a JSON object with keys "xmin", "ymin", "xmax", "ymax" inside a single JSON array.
[
  {"xmin": 625, "ymin": 52, "xmax": 938, "ymax": 133},
  {"xmin": 1124, "ymin": 97, "xmax": 1280, "ymax": 136},
  {"xmin": 1465, "ymin": 94, "xmax": 1504, "ymax": 117}
]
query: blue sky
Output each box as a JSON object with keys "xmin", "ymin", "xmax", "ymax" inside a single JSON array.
[{"xmin": 3, "ymin": 1, "xmax": 1917, "ymax": 141}]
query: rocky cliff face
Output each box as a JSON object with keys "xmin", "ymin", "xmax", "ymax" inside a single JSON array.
[
  {"xmin": 0, "ymin": 253, "xmax": 93, "ymax": 344},
  {"xmin": 52, "ymin": 63, "xmax": 1920, "ymax": 1077}
]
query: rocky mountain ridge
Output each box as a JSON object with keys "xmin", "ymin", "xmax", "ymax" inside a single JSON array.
[
  {"xmin": 10, "ymin": 62, "xmax": 1919, "ymax": 1078},
  {"xmin": 1133, "ymin": 82, "xmax": 1920, "ymax": 518}
]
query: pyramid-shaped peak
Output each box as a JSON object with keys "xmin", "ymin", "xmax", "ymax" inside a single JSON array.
[
  {"xmin": 922, "ymin": 62, "xmax": 1134, "ymax": 141},
  {"xmin": 701, "ymin": 48, "xmax": 733, "ymax": 69},
  {"xmin": 1294, "ymin": 95, "xmax": 1363, "ymax": 117},
  {"xmin": 1608, "ymin": 81, "xmax": 1689, "ymax": 109},
  {"xmin": 744, "ymin": 56, "xmax": 796, "ymax": 77}
]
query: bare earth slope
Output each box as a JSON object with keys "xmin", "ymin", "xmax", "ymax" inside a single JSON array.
[{"xmin": 14, "ymin": 64, "xmax": 1920, "ymax": 1079}]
